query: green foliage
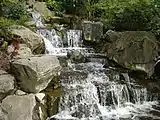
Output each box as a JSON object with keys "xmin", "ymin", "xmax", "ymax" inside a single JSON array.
[
  {"xmin": 0, "ymin": 17, "xmax": 15, "ymax": 28},
  {"xmin": 46, "ymin": 0, "xmax": 63, "ymax": 15},
  {"xmin": 7, "ymin": 2, "xmax": 28, "ymax": 20},
  {"xmin": 95, "ymin": 0, "xmax": 160, "ymax": 37},
  {"xmin": 0, "ymin": 0, "xmax": 28, "ymax": 25},
  {"xmin": 46, "ymin": 0, "xmax": 100, "ymax": 19}
]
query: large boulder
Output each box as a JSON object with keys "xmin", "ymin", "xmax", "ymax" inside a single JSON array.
[
  {"xmin": 10, "ymin": 55, "xmax": 61, "ymax": 93},
  {"xmin": 0, "ymin": 70, "xmax": 15, "ymax": 101},
  {"xmin": 7, "ymin": 44, "xmax": 33, "ymax": 59},
  {"xmin": 0, "ymin": 104, "xmax": 8, "ymax": 120},
  {"xmin": 1, "ymin": 94, "xmax": 38, "ymax": 120},
  {"xmin": 9, "ymin": 26, "xmax": 45, "ymax": 54},
  {"xmin": 100, "ymin": 31, "xmax": 159, "ymax": 76},
  {"xmin": 82, "ymin": 21, "xmax": 103, "ymax": 41}
]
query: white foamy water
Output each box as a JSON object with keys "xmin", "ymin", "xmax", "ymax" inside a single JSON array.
[
  {"xmin": 30, "ymin": 11, "xmax": 44, "ymax": 27},
  {"xmin": 30, "ymin": 10, "xmax": 94, "ymax": 56},
  {"xmin": 50, "ymin": 62, "xmax": 160, "ymax": 120},
  {"xmin": 67, "ymin": 30, "xmax": 82, "ymax": 47},
  {"xmin": 30, "ymin": 10, "xmax": 160, "ymax": 120}
]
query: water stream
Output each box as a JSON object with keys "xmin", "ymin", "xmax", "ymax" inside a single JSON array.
[
  {"xmin": 50, "ymin": 62, "xmax": 160, "ymax": 120},
  {"xmin": 30, "ymin": 11, "xmax": 160, "ymax": 120},
  {"xmin": 30, "ymin": 10, "xmax": 92, "ymax": 56}
]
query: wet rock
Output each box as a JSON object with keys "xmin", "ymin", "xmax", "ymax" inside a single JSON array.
[
  {"xmin": 9, "ymin": 25, "xmax": 45, "ymax": 54},
  {"xmin": 7, "ymin": 44, "xmax": 33, "ymax": 59},
  {"xmin": 60, "ymin": 68, "xmax": 88, "ymax": 85},
  {"xmin": 15, "ymin": 90, "xmax": 26, "ymax": 96},
  {"xmin": 0, "ymin": 70, "xmax": 15, "ymax": 101},
  {"xmin": 35, "ymin": 93, "xmax": 48, "ymax": 120},
  {"xmin": 46, "ymin": 88, "xmax": 61, "ymax": 117},
  {"xmin": 82, "ymin": 21, "xmax": 103, "ymax": 41},
  {"xmin": 100, "ymin": 31, "xmax": 159, "ymax": 77},
  {"xmin": 68, "ymin": 50, "xmax": 86, "ymax": 64},
  {"xmin": 72, "ymin": 103, "xmax": 101, "ymax": 118},
  {"xmin": 57, "ymin": 56, "xmax": 68, "ymax": 67},
  {"xmin": 1, "ymin": 94, "xmax": 37, "ymax": 120},
  {"xmin": 10, "ymin": 55, "xmax": 61, "ymax": 93}
]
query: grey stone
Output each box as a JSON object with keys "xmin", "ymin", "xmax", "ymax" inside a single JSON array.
[
  {"xmin": 15, "ymin": 90, "xmax": 26, "ymax": 96},
  {"xmin": 9, "ymin": 25, "xmax": 45, "ymax": 54},
  {"xmin": 1, "ymin": 94, "xmax": 37, "ymax": 120},
  {"xmin": 0, "ymin": 104, "xmax": 8, "ymax": 120},
  {"xmin": 10, "ymin": 55, "xmax": 61, "ymax": 93},
  {"xmin": 35, "ymin": 93, "xmax": 48, "ymax": 120},
  {"xmin": 100, "ymin": 31, "xmax": 159, "ymax": 76},
  {"xmin": 68, "ymin": 50, "xmax": 86, "ymax": 64},
  {"xmin": 82, "ymin": 21, "xmax": 103, "ymax": 41},
  {"xmin": 0, "ymin": 70, "xmax": 7, "ymax": 75},
  {"xmin": 7, "ymin": 44, "xmax": 33, "ymax": 59},
  {"xmin": 0, "ymin": 71, "xmax": 15, "ymax": 101}
]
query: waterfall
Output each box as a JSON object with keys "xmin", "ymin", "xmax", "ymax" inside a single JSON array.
[
  {"xmin": 50, "ymin": 62, "xmax": 160, "ymax": 120},
  {"xmin": 29, "ymin": 10, "xmax": 92, "ymax": 56},
  {"xmin": 29, "ymin": 9, "xmax": 160, "ymax": 120},
  {"xmin": 67, "ymin": 30, "xmax": 82, "ymax": 47},
  {"xmin": 30, "ymin": 10, "xmax": 44, "ymax": 27},
  {"xmin": 37, "ymin": 29, "xmax": 63, "ymax": 48}
]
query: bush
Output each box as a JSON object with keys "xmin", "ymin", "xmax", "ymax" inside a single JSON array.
[
  {"xmin": 0, "ymin": 0, "xmax": 28, "ymax": 25},
  {"xmin": 46, "ymin": 0, "xmax": 63, "ymax": 15},
  {"xmin": 95, "ymin": 0, "xmax": 160, "ymax": 37},
  {"xmin": 6, "ymin": 2, "xmax": 28, "ymax": 20},
  {"xmin": 0, "ymin": 17, "xmax": 15, "ymax": 28},
  {"xmin": 46, "ymin": 0, "xmax": 100, "ymax": 19}
]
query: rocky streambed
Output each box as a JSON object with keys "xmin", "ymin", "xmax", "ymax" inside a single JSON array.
[{"xmin": 0, "ymin": 20, "xmax": 160, "ymax": 120}]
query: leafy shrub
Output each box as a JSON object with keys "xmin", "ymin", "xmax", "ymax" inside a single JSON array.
[
  {"xmin": 95, "ymin": 0, "xmax": 160, "ymax": 37},
  {"xmin": 46, "ymin": 0, "xmax": 100, "ymax": 19},
  {"xmin": 0, "ymin": 0, "xmax": 28, "ymax": 25},
  {"xmin": 46, "ymin": 0, "xmax": 63, "ymax": 15},
  {"xmin": 6, "ymin": 2, "xmax": 28, "ymax": 20},
  {"xmin": 0, "ymin": 17, "xmax": 15, "ymax": 28}
]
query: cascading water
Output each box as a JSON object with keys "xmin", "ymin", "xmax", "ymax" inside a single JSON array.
[
  {"xmin": 48, "ymin": 60, "xmax": 160, "ymax": 120},
  {"xmin": 29, "ymin": 10, "xmax": 93, "ymax": 56},
  {"xmin": 29, "ymin": 10, "xmax": 44, "ymax": 27},
  {"xmin": 67, "ymin": 30, "xmax": 82, "ymax": 47},
  {"xmin": 29, "ymin": 10, "xmax": 160, "ymax": 120}
]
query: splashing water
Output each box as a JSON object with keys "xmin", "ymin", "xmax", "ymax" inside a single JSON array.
[
  {"xmin": 67, "ymin": 30, "xmax": 82, "ymax": 47},
  {"xmin": 50, "ymin": 62, "xmax": 160, "ymax": 120},
  {"xmin": 30, "ymin": 11, "xmax": 44, "ymax": 27},
  {"xmin": 30, "ymin": 10, "xmax": 92, "ymax": 56},
  {"xmin": 30, "ymin": 10, "xmax": 160, "ymax": 120}
]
